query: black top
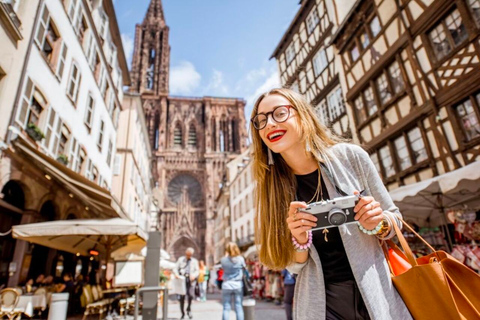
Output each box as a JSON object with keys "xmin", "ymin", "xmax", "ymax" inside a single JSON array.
[{"xmin": 295, "ymin": 169, "xmax": 354, "ymax": 284}]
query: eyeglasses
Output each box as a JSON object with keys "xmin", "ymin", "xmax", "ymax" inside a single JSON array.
[{"xmin": 251, "ymin": 105, "xmax": 294, "ymax": 130}]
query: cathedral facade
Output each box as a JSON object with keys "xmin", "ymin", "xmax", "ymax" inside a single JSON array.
[{"xmin": 128, "ymin": 0, "xmax": 247, "ymax": 264}]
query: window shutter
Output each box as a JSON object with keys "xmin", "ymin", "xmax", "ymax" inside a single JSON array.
[{"xmin": 35, "ymin": 4, "xmax": 50, "ymax": 48}]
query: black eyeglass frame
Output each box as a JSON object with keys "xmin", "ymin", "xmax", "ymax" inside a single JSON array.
[{"xmin": 250, "ymin": 105, "xmax": 295, "ymax": 130}]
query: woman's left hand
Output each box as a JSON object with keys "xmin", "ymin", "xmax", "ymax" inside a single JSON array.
[{"xmin": 353, "ymin": 190, "xmax": 384, "ymax": 230}]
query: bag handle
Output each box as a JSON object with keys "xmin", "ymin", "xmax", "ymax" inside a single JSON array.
[{"xmin": 390, "ymin": 218, "xmax": 439, "ymax": 267}]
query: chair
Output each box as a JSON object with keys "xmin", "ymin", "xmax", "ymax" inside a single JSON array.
[
  {"xmin": 81, "ymin": 285, "xmax": 107, "ymax": 320},
  {"xmin": 0, "ymin": 288, "xmax": 23, "ymax": 320}
]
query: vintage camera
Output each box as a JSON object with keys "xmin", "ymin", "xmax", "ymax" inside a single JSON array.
[{"xmin": 299, "ymin": 194, "xmax": 359, "ymax": 231}]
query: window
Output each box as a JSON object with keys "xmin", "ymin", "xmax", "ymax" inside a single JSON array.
[
  {"xmin": 429, "ymin": 9, "xmax": 468, "ymax": 61},
  {"xmin": 113, "ymin": 154, "xmax": 121, "ymax": 175},
  {"xmin": 188, "ymin": 124, "xmax": 197, "ymax": 148},
  {"xmin": 56, "ymin": 42, "xmax": 68, "ymax": 79},
  {"xmin": 84, "ymin": 94, "xmax": 94, "ymax": 129},
  {"xmin": 50, "ymin": 116, "xmax": 63, "ymax": 156},
  {"xmin": 456, "ymin": 98, "xmax": 480, "ymax": 141},
  {"xmin": 75, "ymin": 147, "xmax": 86, "ymax": 174},
  {"xmin": 73, "ymin": 7, "xmax": 88, "ymax": 44},
  {"xmin": 350, "ymin": 44, "xmax": 360, "ymax": 63},
  {"xmin": 286, "ymin": 42, "xmax": 295, "ymax": 64},
  {"xmin": 67, "ymin": 62, "xmax": 81, "ymax": 102},
  {"xmin": 360, "ymin": 31, "xmax": 370, "ymax": 49},
  {"xmin": 67, "ymin": 0, "xmax": 78, "ymax": 22},
  {"xmin": 97, "ymin": 119, "xmax": 104, "ymax": 151},
  {"xmin": 327, "ymin": 86, "xmax": 345, "ymax": 121},
  {"xmin": 86, "ymin": 35, "xmax": 98, "ymax": 72},
  {"xmin": 112, "ymin": 105, "xmax": 120, "ymax": 127},
  {"xmin": 290, "ymin": 81, "xmax": 300, "ymax": 93},
  {"xmin": 98, "ymin": 10, "xmax": 108, "ymax": 39},
  {"xmin": 173, "ymin": 124, "xmax": 182, "ymax": 147},
  {"xmin": 394, "ymin": 136, "xmax": 411, "ymax": 170},
  {"xmin": 306, "ymin": 7, "xmax": 320, "ymax": 34},
  {"xmin": 354, "ymin": 96, "xmax": 367, "ymax": 124},
  {"xmin": 17, "ymin": 78, "xmax": 47, "ymax": 128},
  {"xmin": 313, "ymin": 48, "xmax": 328, "ymax": 76},
  {"xmin": 364, "ymin": 86, "xmax": 377, "ymax": 116},
  {"xmin": 408, "ymin": 127, "xmax": 428, "ymax": 163},
  {"xmin": 57, "ymin": 125, "xmax": 70, "ymax": 156},
  {"xmin": 376, "ymin": 73, "xmax": 392, "ymax": 105},
  {"xmin": 43, "ymin": 107, "xmax": 56, "ymax": 150},
  {"xmin": 388, "ymin": 61, "xmax": 405, "ymax": 95},
  {"xmin": 379, "ymin": 145, "xmax": 395, "ymax": 178},
  {"xmin": 107, "ymin": 140, "xmax": 113, "ymax": 167},
  {"xmin": 314, "ymin": 100, "xmax": 329, "ymax": 126},
  {"xmin": 369, "ymin": 16, "xmax": 381, "ymax": 38},
  {"xmin": 68, "ymin": 137, "xmax": 78, "ymax": 170},
  {"xmin": 108, "ymin": 42, "xmax": 116, "ymax": 66},
  {"xmin": 467, "ymin": 0, "xmax": 480, "ymax": 27},
  {"xmin": 35, "ymin": 4, "xmax": 64, "ymax": 70}
]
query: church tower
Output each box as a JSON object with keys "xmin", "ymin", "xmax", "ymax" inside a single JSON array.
[{"xmin": 129, "ymin": 0, "xmax": 248, "ymax": 264}]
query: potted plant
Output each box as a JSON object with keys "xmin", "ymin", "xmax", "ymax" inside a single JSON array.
[
  {"xmin": 57, "ymin": 154, "xmax": 69, "ymax": 166},
  {"xmin": 159, "ymin": 270, "xmax": 169, "ymax": 286},
  {"xmin": 25, "ymin": 123, "xmax": 45, "ymax": 141}
]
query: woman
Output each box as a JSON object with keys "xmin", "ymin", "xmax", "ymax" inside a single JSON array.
[
  {"xmin": 250, "ymin": 88, "xmax": 412, "ymax": 319},
  {"xmin": 197, "ymin": 260, "xmax": 209, "ymax": 302},
  {"xmin": 221, "ymin": 242, "xmax": 245, "ymax": 320}
]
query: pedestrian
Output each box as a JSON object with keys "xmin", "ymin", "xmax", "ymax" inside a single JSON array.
[
  {"xmin": 173, "ymin": 247, "xmax": 199, "ymax": 319},
  {"xmin": 281, "ymin": 269, "xmax": 295, "ymax": 320},
  {"xmin": 250, "ymin": 88, "xmax": 412, "ymax": 319},
  {"xmin": 220, "ymin": 242, "xmax": 245, "ymax": 320},
  {"xmin": 216, "ymin": 267, "xmax": 224, "ymax": 291},
  {"xmin": 197, "ymin": 260, "xmax": 209, "ymax": 302}
]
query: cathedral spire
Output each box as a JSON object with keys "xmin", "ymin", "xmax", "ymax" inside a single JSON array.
[{"xmin": 144, "ymin": 0, "xmax": 165, "ymax": 25}]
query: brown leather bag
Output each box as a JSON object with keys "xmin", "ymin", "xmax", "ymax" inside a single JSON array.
[{"xmin": 383, "ymin": 219, "xmax": 480, "ymax": 320}]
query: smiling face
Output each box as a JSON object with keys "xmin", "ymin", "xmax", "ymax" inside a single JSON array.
[{"xmin": 256, "ymin": 94, "xmax": 303, "ymax": 155}]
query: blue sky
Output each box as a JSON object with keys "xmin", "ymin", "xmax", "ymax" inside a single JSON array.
[{"xmin": 113, "ymin": 0, "xmax": 300, "ymax": 119}]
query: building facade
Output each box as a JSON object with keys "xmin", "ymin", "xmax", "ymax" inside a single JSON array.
[
  {"xmin": 331, "ymin": 0, "xmax": 480, "ymax": 190},
  {"xmin": 111, "ymin": 92, "xmax": 156, "ymax": 232},
  {"xmin": 0, "ymin": 0, "xmax": 129, "ymax": 287},
  {"xmin": 270, "ymin": 0, "xmax": 352, "ymax": 138},
  {"xmin": 129, "ymin": 0, "xmax": 248, "ymax": 264}
]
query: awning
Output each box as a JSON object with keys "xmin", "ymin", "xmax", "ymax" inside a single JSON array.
[
  {"xmin": 390, "ymin": 161, "xmax": 480, "ymax": 226},
  {"xmin": 12, "ymin": 218, "xmax": 147, "ymax": 257},
  {"xmin": 8, "ymin": 136, "xmax": 128, "ymax": 219}
]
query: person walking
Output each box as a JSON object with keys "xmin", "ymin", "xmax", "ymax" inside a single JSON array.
[
  {"xmin": 249, "ymin": 88, "xmax": 412, "ymax": 319},
  {"xmin": 281, "ymin": 269, "xmax": 295, "ymax": 320},
  {"xmin": 174, "ymin": 247, "xmax": 199, "ymax": 319},
  {"xmin": 221, "ymin": 242, "xmax": 245, "ymax": 320},
  {"xmin": 197, "ymin": 260, "xmax": 209, "ymax": 302}
]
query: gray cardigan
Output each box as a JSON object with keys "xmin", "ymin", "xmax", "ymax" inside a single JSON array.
[{"xmin": 287, "ymin": 143, "xmax": 412, "ymax": 320}]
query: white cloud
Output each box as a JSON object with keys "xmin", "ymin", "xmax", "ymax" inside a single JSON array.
[
  {"xmin": 170, "ymin": 61, "xmax": 202, "ymax": 95},
  {"xmin": 205, "ymin": 69, "xmax": 229, "ymax": 95},
  {"xmin": 121, "ymin": 33, "xmax": 134, "ymax": 68},
  {"xmin": 245, "ymin": 70, "xmax": 281, "ymax": 118}
]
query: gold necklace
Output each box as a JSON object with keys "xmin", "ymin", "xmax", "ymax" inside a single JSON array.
[{"xmin": 306, "ymin": 167, "xmax": 323, "ymax": 204}]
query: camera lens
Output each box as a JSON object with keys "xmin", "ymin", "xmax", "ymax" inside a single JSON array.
[{"xmin": 328, "ymin": 208, "xmax": 347, "ymax": 226}]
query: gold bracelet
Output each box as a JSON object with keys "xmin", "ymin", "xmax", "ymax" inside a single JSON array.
[{"xmin": 375, "ymin": 219, "xmax": 391, "ymax": 238}]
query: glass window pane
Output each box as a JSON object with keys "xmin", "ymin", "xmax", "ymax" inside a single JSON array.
[
  {"xmin": 376, "ymin": 73, "xmax": 392, "ymax": 105},
  {"xmin": 364, "ymin": 86, "xmax": 378, "ymax": 116},
  {"xmin": 369, "ymin": 16, "xmax": 381, "ymax": 37},
  {"xmin": 388, "ymin": 61, "xmax": 405, "ymax": 94},
  {"xmin": 408, "ymin": 127, "xmax": 428, "ymax": 163},
  {"xmin": 360, "ymin": 31, "xmax": 370, "ymax": 49},
  {"xmin": 457, "ymin": 98, "xmax": 480, "ymax": 141},
  {"xmin": 314, "ymin": 100, "xmax": 329, "ymax": 126},
  {"xmin": 467, "ymin": 0, "xmax": 480, "ymax": 27},
  {"xmin": 429, "ymin": 24, "xmax": 451, "ymax": 60},
  {"xmin": 379, "ymin": 145, "xmax": 395, "ymax": 178},
  {"xmin": 370, "ymin": 152, "xmax": 381, "ymax": 175},
  {"xmin": 394, "ymin": 136, "xmax": 411, "ymax": 170},
  {"xmin": 354, "ymin": 96, "xmax": 367, "ymax": 123},
  {"xmin": 445, "ymin": 9, "xmax": 468, "ymax": 46},
  {"xmin": 313, "ymin": 49, "xmax": 328, "ymax": 76},
  {"xmin": 350, "ymin": 44, "xmax": 360, "ymax": 63}
]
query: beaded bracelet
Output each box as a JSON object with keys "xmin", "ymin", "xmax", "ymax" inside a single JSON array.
[
  {"xmin": 358, "ymin": 220, "xmax": 384, "ymax": 236},
  {"xmin": 292, "ymin": 231, "xmax": 313, "ymax": 252}
]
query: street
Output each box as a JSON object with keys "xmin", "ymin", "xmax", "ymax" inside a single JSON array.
[{"xmin": 162, "ymin": 293, "xmax": 286, "ymax": 320}]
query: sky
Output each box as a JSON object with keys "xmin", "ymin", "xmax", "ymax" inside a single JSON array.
[{"xmin": 113, "ymin": 0, "xmax": 300, "ymax": 121}]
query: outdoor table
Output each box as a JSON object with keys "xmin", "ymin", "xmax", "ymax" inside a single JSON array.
[{"xmin": 16, "ymin": 293, "xmax": 47, "ymax": 317}]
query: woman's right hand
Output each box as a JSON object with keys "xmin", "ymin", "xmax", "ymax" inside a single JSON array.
[{"xmin": 286, "ymin": 201, "xmax": 317, "ymax": 244}]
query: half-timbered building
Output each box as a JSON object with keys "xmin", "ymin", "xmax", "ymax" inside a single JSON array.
[
  {"xmin": 331, "ymin": 0, "xmax": 480, "ymax": 191},
  {"xmin": 270, "ymin": 0, "xmax": 352, "ymax": 138}
]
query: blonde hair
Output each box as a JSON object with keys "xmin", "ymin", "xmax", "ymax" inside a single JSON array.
[
  {"xmin": 225, "ymin": 242, "xmax": 241, "ymax": 257},
  {"xmin": 250, "ymin": 88, "xmax": 344, "ymax": 270}
]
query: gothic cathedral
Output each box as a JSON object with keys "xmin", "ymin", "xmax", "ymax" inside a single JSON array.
[{"xmin": 128, "ymin": 0, "xmax": 247, "ymax": 264}]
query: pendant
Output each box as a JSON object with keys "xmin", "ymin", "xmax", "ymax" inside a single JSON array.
[{"xmin": 323, "ymin": 229, "xmax": 329, "ymax": 242}]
